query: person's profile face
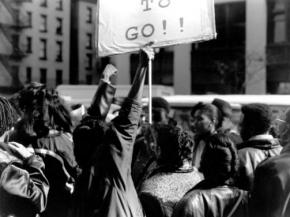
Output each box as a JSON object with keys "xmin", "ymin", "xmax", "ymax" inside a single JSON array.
[{"xmin": 191, "ymin": 110, "xmax": 213, "ymax": 136}]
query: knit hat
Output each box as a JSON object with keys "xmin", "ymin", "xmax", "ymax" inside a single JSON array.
[
  {"xmin": 241, "ymin": 103, "xmax": 272, "ymax": 130},
  {"xmin": 152, "ymin": 97, "xmax": 170, "ymax": 114},
  {"xmin": 212, "ymin": 98, "xmax": 232, "ymax": 118}
]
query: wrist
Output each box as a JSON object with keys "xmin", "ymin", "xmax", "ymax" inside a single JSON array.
[{"xmin": 101, "ymin": 77, "xmax": 111, "ymax": 85}]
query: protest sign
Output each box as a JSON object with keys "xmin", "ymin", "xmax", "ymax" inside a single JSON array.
[{"xmin": 97, "ymin": 0, "xmax": 216, "ymax": 57}]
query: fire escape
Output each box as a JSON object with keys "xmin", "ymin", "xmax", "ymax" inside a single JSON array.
[{"xmin": 0, "ymin": 0, "xmax": 31, "ymax": 90}]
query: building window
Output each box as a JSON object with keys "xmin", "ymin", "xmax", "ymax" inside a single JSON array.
[
  {"xmin": 56, "ymin": 0, "xmax": 63, "ymax": 11},
  {"xmin": 39, "ymin": 38, "xmax": 47, "ymax": 60},
  {"xmin": 267, "ymin": 0, "xmax": 288, "ymax": 43},
  {"xmin": 26, "ymin": 67, "xmax": 32, "ymax": 83},
  {"xmin": 27, "ymin": 11, "xmax": 32, "ymax": 27},
  {"xmin": 40, "ymin": 14, "xmax": 47, "ymax": 32},
  {"xmin": 86, "ymin": 7, "xmax": 93, "ymax": 23},
  {"xmin": 86, "ymin": 74, "xmax": 92, "ymax": 84},
  {"xmin": 40, "ymin": 0, "xmax": 47, "ymax": 7},
  {"xmin": 56, "ymin": 18, "xmax": 63, "ymax": 35},
  {"xmin": 86, "ymin": 53, "xmax": 93, "ymax": 70},
  {"xmin": 56, "ymin": 70, "xmax": 63, "ymax": 85},
  {"xmin": 56, "ymin": 41, "xmax": 63, "ymax": 62},
  {"xmin": 86, "ymin": 33, "xmax": 93, "ymax": 49},
  {"xmin": 40, "ymin": 68, "xmax": 47, "ymax": 84},
  {"xmin": 26, "ymin": 36, "xmax": 32, "ymax": 53},
  {"xmin": 11, "ymin": 66, "xmax": 20, "ymax": 86},
  {"xmin": 11, "ymin": 34, "xmax": 19, "ymax": 49}
]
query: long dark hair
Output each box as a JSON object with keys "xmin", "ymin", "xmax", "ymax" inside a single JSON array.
[
  {"xmin": 16, "ymin": 82, "xmax": 72, "ymax": 138},
  {"xmin": 199, "ymin": 133, "xmax": 239, "ymax": 185}
]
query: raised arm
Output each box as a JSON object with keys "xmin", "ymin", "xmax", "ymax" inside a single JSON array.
[
  {"xmin": 109, "ymin": 46, "xmax": 155, "ymax": 176},
  {"xmin": 87, "ymin": 64, "xmax": 118, "ymax": 120},
  {"xmin": 127, "ymin": 46, "xmax": 154, "ymax": 102}
]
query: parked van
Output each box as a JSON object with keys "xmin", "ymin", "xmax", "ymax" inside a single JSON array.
[
  {"xmin": 56, "ymin": 84, "xmax": 175, "ymax": 108},
  {"xmin": 143, "ymin": 94, "xmax": 290, "ymax": 131}
]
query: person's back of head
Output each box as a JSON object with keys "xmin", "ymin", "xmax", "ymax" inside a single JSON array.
[
  {"xmin": 200, "ymin": 133, "xmax": 238, "ymax": 184},
  {"xmin": 240, "ymin": 103, "xmax": 272, "ymax": 141},
  {"xmin": 16, "ymin": 82, "xmax": 72, "ymax": 139},
  {"xmin": 151, "ymin": 97, "xmax": 170, "ymax": 124},
  {"xmin": 73, "ymin": 117, "xmax": 108, "ymax": 168},
  {"xmin": 154, "ymin": 124, "xmax": 194, "ymax": 169}
]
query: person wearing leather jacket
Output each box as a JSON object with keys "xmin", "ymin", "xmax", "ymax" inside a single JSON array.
[
  {"xmin": 237, "ymin": 103, "xmax": 282, "ymax": 191},
  {"xmin": 172, "ymin": 133, "xmax": 249, "ymax": 217},
  {"xmin": 0, "ymin": 96, "xmax": 49, "ymax": 217},
  {"xmin": 72, "ymin": 45, "xmax": 154, "ymax": 217}
]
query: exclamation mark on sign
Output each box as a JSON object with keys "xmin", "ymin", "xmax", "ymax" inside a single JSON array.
[
  {"xmin": 180, "ymin": 17, "xmax": 184, "ymax": 32},
  {"xmin": 162, "ymin": 20, "xmax": 167, "ymax": 35}
]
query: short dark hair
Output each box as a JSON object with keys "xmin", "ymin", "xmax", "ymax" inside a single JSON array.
[
  {"xmin": 191, "ymin": 102, "xmax": 221, "ymax": 128},
  {"xmin": 200, "ymin": 133, "xmax": 239, "ymax": 183},
  {"xmin": 152, "ymin": 97, "xmax": 170, "ymax": 114},
  {"xmin": 241, "ymin": 103, "xmax": 272, "ymax": 140},
  {"xmin": 155, "ymin": 124, "xmax": 194, "ymax": 168},
  {"xmin": 73, "ymin": 117, "xmax": 108, "ymax": 168}
]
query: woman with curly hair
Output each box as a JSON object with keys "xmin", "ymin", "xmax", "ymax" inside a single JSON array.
[
  {"xmin": 172, "ymin": 133, "xmax": 249, "ymax": 217},
  {"xmin": 139, "ymin": 124, "xmax": 203, "ymax": 217},
  {"xmin": 6, "ymin": 82, "xmax": 79, "ymax": 217}
]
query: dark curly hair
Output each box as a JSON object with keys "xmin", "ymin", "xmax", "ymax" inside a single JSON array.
[
  {"xmin": 0, "ymin": 97, "xmax": 18, "ymax": 136},
  {"xmin": 15, "ymin": 82, "xmax": 72, "ymax": 138},
  {"xmin": 200, "ymin": 133, "xmax": 239, "ymax": 184},
  {"xmin": 154, "ymin": 124, "xmax": 194, "ymax": 168}
]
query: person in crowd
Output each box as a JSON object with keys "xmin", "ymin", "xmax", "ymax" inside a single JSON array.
[
  {"xmin": 0, "ymin": 96, "xmax": 49, "ymax": 217},
  {"xmin": 172, "ymin": 133, "xmax": 249, "ymax": 217},
  {"xmin": 132, "ymin": 96, "xmax": 171, "ymax": 186},
  {"xmin": 237, "ymin": 103, "xmax": 282, "ymax": 191},
  {"xmin": 139, "ymin": 124, "xmax": 203, "ymax": 217},
  {"xmin": 72, "ymin": 45, "xmax": 154, "ymax": 217},
  {"xmin": 190, "ymin": 102, "xmax": 220, "ymax": 169},
  {"xmin": 151, "ymin": 97, "xmax": 171, "ymax": 124},
  {"xmin": 250, "ymin": 109, "xmax": 290, "ymax": 217},
  {"xmin": 212, "ymin": 98, "xmax": 242, "ymax": 145},
  {"xmin": 72, "ymin": 63, "xmax": 118, "ymax": 217},
  {"xmin": 6, "ymin": 82, "xmax": 79, "ymax": 217}
]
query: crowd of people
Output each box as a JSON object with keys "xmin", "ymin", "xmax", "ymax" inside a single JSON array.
[{"xmin": 1, "ymin": 46, "xmax": 290, "ymax": 217}]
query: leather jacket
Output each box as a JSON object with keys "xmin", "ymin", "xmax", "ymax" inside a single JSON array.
[
  {"xmin": 237, "ymin": 135, "xmax": 282, "ymax": 190},
  {"xmin": 0, "ymin": 142, "xmax": 49, "ymax": 217},
  {"xmin": 250, "ymin": 144, "xmax": 290, "ymax": 217},
  {"xmin": 172, "ymin": 180, "xmax": 249, "ymax": 217}
]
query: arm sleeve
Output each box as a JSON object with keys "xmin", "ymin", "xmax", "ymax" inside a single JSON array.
[
  {"xmin": 0, "ymin": 155, "xmax": 49, "ymax": 213},
  {"xmin": 250, "ymin": 164, "xmax": 283, "ymax": 217},
  {"xmin": 109, "ymin": 98, "xmax": 142, "ymax": 176}
]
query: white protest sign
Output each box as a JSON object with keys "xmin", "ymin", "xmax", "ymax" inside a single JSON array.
[{"xmin": 97, "ymin": 0, "xmax": 216, "ymax": 57}]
